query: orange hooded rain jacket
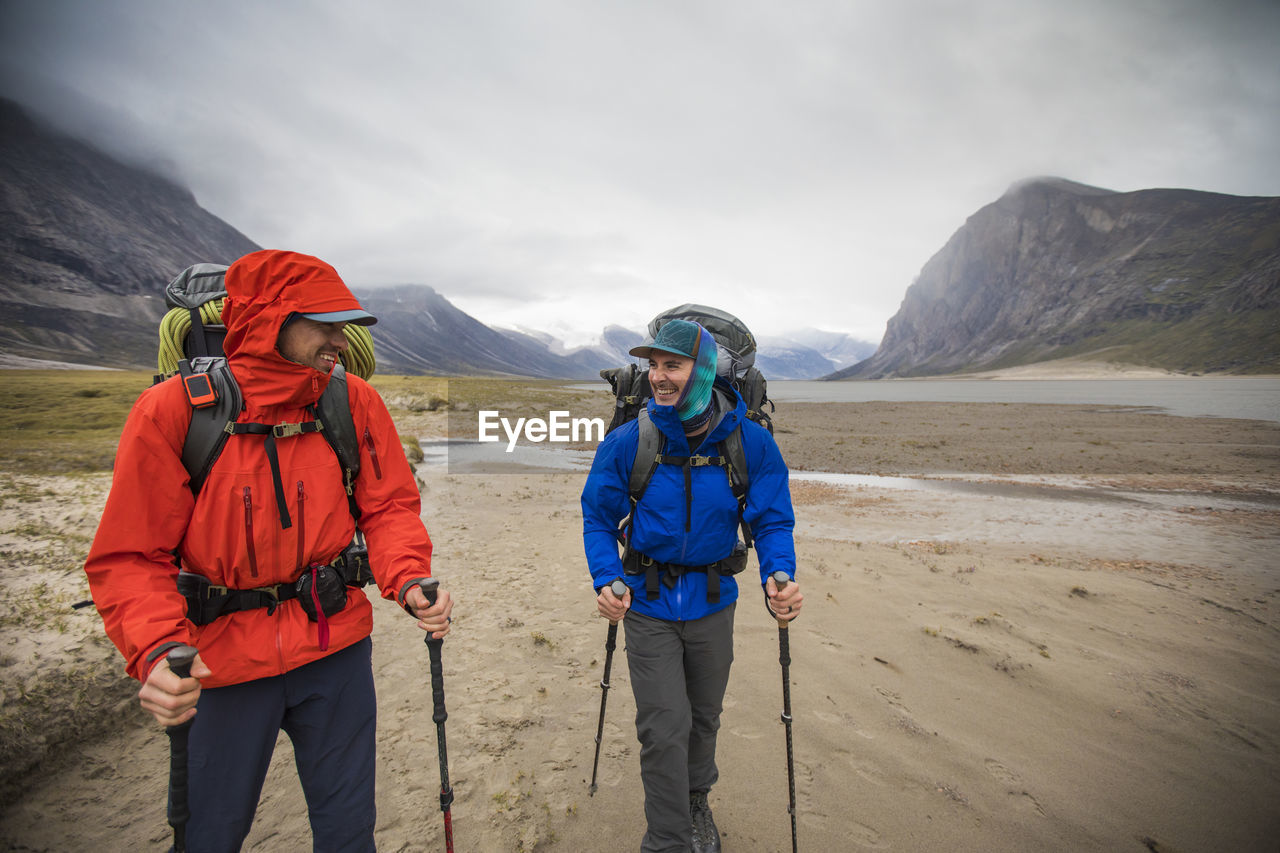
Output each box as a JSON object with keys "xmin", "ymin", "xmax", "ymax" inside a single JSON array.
[{"xmin": 85, "ymin": 250, "xmax": 433, "ymax": 688}]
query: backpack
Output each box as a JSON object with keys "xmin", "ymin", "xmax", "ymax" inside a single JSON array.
[
  {"xmin": 154, "ymin": 264, "xmax": 374, "ymax": 535},
  {"xmin": 601, "ymin": 304, "xmax": 774, "ymax": 436},
  {"xmin": 156, "ymin": 264, "xmax": 377, "ymax": 379},
  {"xmin": 603, "ymin": 305, "xmax": 774, "ymax": 556},
  {"xmin": 648, "ymin": 303, "xmax": 774, "ymax": 434}
]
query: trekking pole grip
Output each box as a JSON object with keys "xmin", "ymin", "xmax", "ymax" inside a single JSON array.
[
  {"xmin": 607, "ymin": 578, "xmax": 628, "ymax": 626},
  {"xmin": 771, "ymin": 570, "xmax": 792, "ymax": 629},
  {"xmin": 416, "ymin": 577, "xmax": 445, "ymax": 644},
  {"xmin": 416, "ymin": 579, "xmax": 448, "ymax": 719},
  {"xmin": 168, "ymin": 644, "xmax": 197, "ymax": 680},
  {"xmin": 603, "ymin": 579, "xmax": 627, "ymax": 660},
  {"xmin": 165, "ymin": 644, "xmax": 198, "ymax": 853}
]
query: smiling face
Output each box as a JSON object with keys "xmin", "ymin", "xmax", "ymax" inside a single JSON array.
[
  {"xmin": 648, "ymin": 351, "xmax": 695, "ymax": 407},
  {"xmin": 277, "ymin": 316, "xmax": 349, "ymax": 372}
]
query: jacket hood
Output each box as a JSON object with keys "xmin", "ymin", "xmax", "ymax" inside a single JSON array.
[
  {"xmin": 646, "ymin": 380, "xmax": 744, "ymax": 453},
  {"xmin": 222, "ymin": 250, "xmax": 366, "ymax": 411}
]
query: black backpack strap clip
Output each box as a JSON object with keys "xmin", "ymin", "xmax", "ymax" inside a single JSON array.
[
  {"xmin": 228, "ymin": 418, "xmax": 322, "ymax": 531},
  {"xmin": 271, "ymin": 421, "xmax": 322, "ymax": 439}
]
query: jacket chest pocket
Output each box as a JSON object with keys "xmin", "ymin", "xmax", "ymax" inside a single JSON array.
[{"xmin": 188, "ymin": 437, "xmax": 353, "ymax": 584}]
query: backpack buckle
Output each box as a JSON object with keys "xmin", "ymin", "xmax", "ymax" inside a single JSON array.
[
  {"xmin": 689, "ymin": 455, "xmax": 718, "ymax": 467},
  {"xmin": 254, "ymin": 583, "xmax": 285, "ymax": 602},
  {"xmin": 272, "ymin": 422, "xmax": 305, "ymax": 438}
]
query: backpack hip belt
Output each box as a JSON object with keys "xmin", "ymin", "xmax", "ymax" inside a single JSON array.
[
  {"xmin": 177, "ymin": 539, "xmax": 374, "ymax": 626},
  {"xmin": 622, "ymin": 543, "xmax": 748, "ymax": 604}
]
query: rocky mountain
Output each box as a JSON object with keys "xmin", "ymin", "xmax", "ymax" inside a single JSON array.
[
  {"xmin": 496, "ymin": 325, "xmax": 619, "ymax": 376},
  {"xmin": 782, "ymin": 328, "xmax": 877, "ymax": 370},
  {"xmin": 557, "ymin": 322, "xmax": 873, "ymax": 381},
  {"xmin": 598, "ymin": 324, "xmax": 646, "ymax": 365},
  {"xmin": 0, "ymin": 98, "xmax": 261, "ymax": 368},
  {"xmin": 347, "ymin": 286, "xmax": 599, "ymax": 378},
  {"xmin": 755, "ymin": 338, "xmax": 843, "ymax": 379},
  {"xmin": 347, "ymin": 286, "xmax": 554, "ymax": 376},
  {"xmin": 756, "ymin": 330, "xmax": 876, "ymax": 378},
  {"xmin": 835, "ymin": 178, "xmax": 1280, "ymax": 378}
]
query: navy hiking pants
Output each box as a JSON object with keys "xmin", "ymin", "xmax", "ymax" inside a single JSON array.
[
  {"xmin": 623, "ymin": 604, "xmax": 736, "ymax": 853},
  {"xmin": 183, "ymin": 637, "xmax": 377, "ymax": 853}
]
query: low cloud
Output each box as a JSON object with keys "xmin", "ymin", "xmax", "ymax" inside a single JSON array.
[{"xmin": 2, "ymin": 0, "xmax": 1277, "ymax": 345}]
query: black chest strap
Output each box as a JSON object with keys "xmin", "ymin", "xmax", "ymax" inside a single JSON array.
[{"xmin": 229, "ymin": 419, "xmax": 324, "ymax": 529}]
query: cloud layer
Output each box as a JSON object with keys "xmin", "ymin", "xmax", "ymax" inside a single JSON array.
[{"xmin": 3, "ymin": 0, "xmax": 1277, "ymax": 346}]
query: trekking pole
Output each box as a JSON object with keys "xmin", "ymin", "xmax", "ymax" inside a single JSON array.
[
  {"xmin": 416, "ymin": 578, "xmax": 455, "ymax": 853},
  {"xmin": 164, "ymin": 644, "xmax": 198, "ymax": 853},
  {"xmin": 770, "ymin": 570, "xmax": 799, "ymax": 853},
  {"xmin": 589, "ymin": 579, "xmax": 628, "ymax": 796}
]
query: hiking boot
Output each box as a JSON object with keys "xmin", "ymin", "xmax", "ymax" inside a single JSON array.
[{"xmin": 690, "ymin": 790, "xmax": 721, "ymax": 853}]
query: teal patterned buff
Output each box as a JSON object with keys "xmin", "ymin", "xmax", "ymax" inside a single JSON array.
[{"xmin": 675, "ymin": 325, "xmax": 718, "ymax": 426}]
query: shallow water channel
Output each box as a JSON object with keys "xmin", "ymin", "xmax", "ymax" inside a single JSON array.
[
  {"xmin": 791, "ymin": 469, "xmax": 1279, "ymax": 579},
  {"xmin": 420, "ymin": 440, "xmax": 1279, "ymax": 578}
]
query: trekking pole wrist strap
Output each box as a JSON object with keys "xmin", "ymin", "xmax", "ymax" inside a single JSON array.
[
  {"xmin": 145, "ymin": 640, "xmax": 188, "ymax": 670},
  {"xmin": 400, "ymin": 576, "xmax": 432, "ymax": 614}
]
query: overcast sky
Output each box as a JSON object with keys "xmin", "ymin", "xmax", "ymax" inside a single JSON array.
[{"xmin": 2, "ymin": 0, "xmax": 1278, "ymax": 348}]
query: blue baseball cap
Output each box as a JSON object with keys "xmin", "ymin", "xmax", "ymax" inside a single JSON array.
[{"xmin": 628, "ymin": 319, "xmax": 704, "ymax": 360}]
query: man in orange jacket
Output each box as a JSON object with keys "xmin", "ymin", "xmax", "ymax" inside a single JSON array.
[{"xmin": 84, "ymin": 249, "xmax": 452, "ymax": 851}]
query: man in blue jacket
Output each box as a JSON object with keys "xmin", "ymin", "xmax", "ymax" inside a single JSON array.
[{"xmin": 582, "ymin": 319, "xmax": 804, "ymax": 853}]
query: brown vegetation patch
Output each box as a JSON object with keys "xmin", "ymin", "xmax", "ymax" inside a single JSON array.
[{"xmin": 1089, "ymin": 558, "xmax": 1224, "ymax": 582}]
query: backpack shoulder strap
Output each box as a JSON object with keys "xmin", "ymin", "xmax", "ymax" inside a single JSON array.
[
  {"xmin": 628, "ymin": 407, "xmax": 664, "ymax": 504},
  {"xmin": 720, "ymin": 426, "xmax": 749, "ymax": 499},
  {"xmin": 180, "ymin": 360, "xmax": 361, "ymax": 512},
  {"xmin": 718, "ymin": 424, "xmax": 754, "ymax": 546},
  {"xmin": 182, "ymin": 357, "xmax": 241, "ymax": 494},
  {"xmin": 630, "ymin": 409, "xmax": 751, "ymax": 505},
  {"xmin": 314, "ymin": 364, "xmax": 362, "ymax": 517}
]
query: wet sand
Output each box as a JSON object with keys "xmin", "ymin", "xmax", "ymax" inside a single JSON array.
[{"xmin": 2, "ymin": 397, "xmax": 1278, "ymax": 851}]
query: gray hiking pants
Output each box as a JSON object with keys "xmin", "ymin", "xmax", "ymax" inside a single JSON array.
[{"xmin": 623, "ymin": 604, "xmax": 736, "ymax": 853}]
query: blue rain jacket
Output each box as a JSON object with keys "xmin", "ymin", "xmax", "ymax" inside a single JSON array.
[{"xmin": 581, "ymin": 383, "xmax": 796, "ymax": 622}]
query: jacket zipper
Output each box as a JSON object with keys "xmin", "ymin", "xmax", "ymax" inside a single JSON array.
[
  {"xmin": 364, "ymin": 428, "xmax": 383, "ymax": 480},
  {"xmin": 679, "ymin": 463, "xmax": 693, "ymax": 564},
  {"xmin": 296, "ymin": 481, "xmax": 306, "ymax": 570},
  {"xmin": 243, "ymin": 486, "xmax": 259, "ymax": 579}
]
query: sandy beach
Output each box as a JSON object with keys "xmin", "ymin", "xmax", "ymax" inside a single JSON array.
[{"xmin": 1, "ymin": 383, "xmax": 1278, "ymax": 851}]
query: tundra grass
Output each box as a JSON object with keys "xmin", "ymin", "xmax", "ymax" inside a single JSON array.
[
  {"xmin": 0, "ymin": 370, "xmax": 155, "ymax": 474},
  {"xmin": 0, "ymin": 371, "xmax": 609, "ymax": 475}
]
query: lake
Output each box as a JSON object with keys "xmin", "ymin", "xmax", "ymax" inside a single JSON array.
[{"xmin": 765, "ymin": 378, "xmax": 1280, "ymax": 423}]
